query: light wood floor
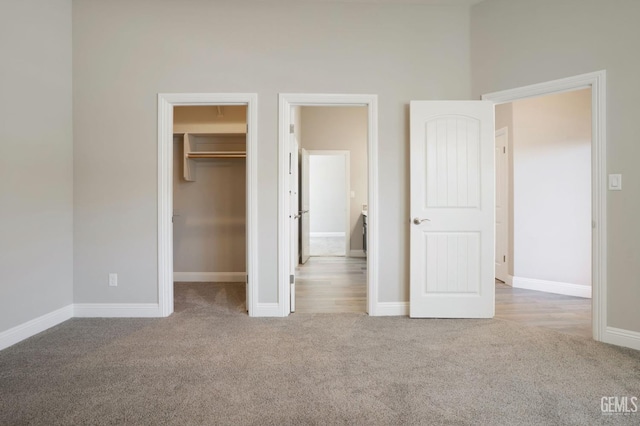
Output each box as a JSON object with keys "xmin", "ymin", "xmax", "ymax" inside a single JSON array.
[
  {"xmin": 495, "ymin": 280, "xmax": 592, "ymax": 339},
  {"xmin": 295, "ymin": 256, "xmax": 367, "ymax": 313},
  {"xmin": 295, "ymin": 258, "xmax": 592, "ymax": 339}
]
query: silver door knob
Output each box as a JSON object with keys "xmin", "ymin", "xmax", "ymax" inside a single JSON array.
[{"xmin": 413, "ymin": 217, "xmax": 430, "ymax": 225}]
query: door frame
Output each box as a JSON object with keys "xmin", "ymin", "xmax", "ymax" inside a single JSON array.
[
  {"xmin": 482, "ymin": 70, "xmax": 606, "ymax": 342},
  {"xmin": 494, "ymin": 127, "xmax": 509, "ymax": 283},
  {"xmin": 307, "ymin": 150, "xmax": 351, "ymax": 257},
  {"xmin": 278, "ymin": 94, "xmax": 379, "ymax": 316},
  {"xmin": 157, "ymin": 93, "xmax": 259, "ymax": 317}
]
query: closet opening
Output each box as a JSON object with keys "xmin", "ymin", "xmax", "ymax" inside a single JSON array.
[{"xmin": 172, "ymin": 105, "xmax": 248, "ymax": 314}]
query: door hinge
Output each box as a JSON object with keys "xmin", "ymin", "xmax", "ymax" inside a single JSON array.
[
  {"xmin": 246, "ymin": 275, "xmax": 249, "ymax": 284},
  {"xmin": 289, "ymin": 124, "xmax": 295, "ymax": 134},
  {"xmin": 290, "ymin": 274, "xmax": 294, "ymax": 284},
  {"xmin": 503, "ymin": 147, "xmax": 506, "ymax": 154},
  {"xmin": 503, "ymin": 255, "xmax": 506, "ymax": 262},
  {"xmin": 289, "ymin": 152, "xmax": 292, "ymax": 174}
]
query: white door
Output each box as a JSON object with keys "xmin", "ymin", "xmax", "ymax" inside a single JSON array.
[
  {"xmin": 409, "ymin": 101, "xmax": 495, "ymax": 318},
  {"xmin": 300, "ymin": 148, "xmax": 311, "ymax": 264},
  {"xmin": 495, "ymin": 128, "xmax": 508, "ymax": 282},
  {"xmin": 289, "ymin": 124, "xmax": 299, "ymax": 313}
]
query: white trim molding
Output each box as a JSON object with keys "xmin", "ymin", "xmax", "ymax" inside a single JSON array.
[
  {"xmin": 512, "ymin": 277, "xmax": 592, "ymax": 299},
  {"xmin": 0, "ymin": 305, "xmax": 74, "ymax": 351},
  {"xmin": 602, "ymin": 327, "xmax": 640, "ymax": 351},
  {"xmin": 279, "ymin": 93, "xmax": 379, "ymax": 317},
  {"xmin": 253, "ymin": 303, "xmax": 283, "ymax": 317},
  {"xmin": 173, "ymin": 272, "xmax": 246, "ymax": 282},
  {"xmin": 157, "ymin": 93, "xmax": 259, "ymax": 317},
  {"xmin": 310, "ymin": 232, "xmax": 345, "ymax": 238},
  {"xmin": 483, "ymin": 70, "xmax": 607, "ymax": 344},
  {"xmin": 349, "ymin": 250, "xmax": 366, "ymax": 258},
  {"xmin": 74, "ymin": 304, "xmax": 162, "ymax": 318},
  {"xmin": 375, "ymin": 302, "xmax": 409, "ymax": 316}
]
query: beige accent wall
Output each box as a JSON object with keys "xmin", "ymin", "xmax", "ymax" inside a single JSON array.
[
  {"xmin": 511, "ymin": 89, "xmax": 591, "ymax": 287},
  {"xmin": 472, "ymin": 0, "xmax": 640, "ymax": 331},
  {"xmin": 0, "ymin": 0, "xmax": 73, "ymax": 332},
  {"xmin": 172, "ymin": 134, "xmax": 246, "ymax": 274},
  {"xmin": 73, "ymin": 1, "xmax": 471, "ymax": 304},
  {"xmin": 299, "ymin": 107, "xmax": 368, "ymax": 253}
]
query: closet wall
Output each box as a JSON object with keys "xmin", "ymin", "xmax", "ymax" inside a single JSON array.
[{"xmin": 173, "ymin": 106, "xmax": 247, "ymax": 280}]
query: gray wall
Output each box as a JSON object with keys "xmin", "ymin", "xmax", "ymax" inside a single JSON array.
[
  {"xmin": 73, "ymin": 0, "xmax": 471, "ymax": 305},
  {"xmin": 0, "ymin": 0, "xmax": 73, "ymax": 332},
  {"xmin": 472, "ymin": 0, "xmax": 640, "ymax": 331},
  {"xmin": 300, "ymin": 107, "xmax": 368, "ymax": 252},
  {"xmin": 173, "ymin": 136, "xmax": 246, "ymax": 273}
]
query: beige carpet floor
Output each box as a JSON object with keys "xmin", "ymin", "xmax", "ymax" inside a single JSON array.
[{"xmin": 1, "ymin": 282, "xmax": 639, "ymax": 425}]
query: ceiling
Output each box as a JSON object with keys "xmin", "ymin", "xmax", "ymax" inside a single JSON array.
[{"xmin": 252, "ymin": 0, "xmax": 484, "ymax": 5}]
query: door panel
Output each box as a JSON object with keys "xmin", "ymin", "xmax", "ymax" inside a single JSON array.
[{"xmin": 410, "ymin": 101, "xmax": 494, "ymax": 318}]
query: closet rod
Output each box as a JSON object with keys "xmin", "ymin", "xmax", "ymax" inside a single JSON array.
[{"xmin": 187, "ymin": 151, "xmax": 246, "ymax": 159}]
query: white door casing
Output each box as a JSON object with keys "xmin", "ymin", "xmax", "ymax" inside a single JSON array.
[
  {"xmin": 495, "ymin": 127, "xmax": 509, "ymax": 283},
  {"xmin": 483, "ymin": 70, "xmax": 608, "ymax": 345},
  {"xmin": 157, "ymin": 93, "xmax": 259, "ymax": 317},
  {"xmin": 278, "ymin": 94, "xmax": 378, "ymax": 316},
  {"xmin": 300, "ymin": 148, "xmax": 311, "ymax": 264},
  {"xmin": 409, "ymin": 101, "xmax": 495, "ymax": 318}
]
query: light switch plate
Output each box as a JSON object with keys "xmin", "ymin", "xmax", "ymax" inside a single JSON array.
[{"xmin": 608, "ymin": 174, "xmax": 622, "ymax": 190}]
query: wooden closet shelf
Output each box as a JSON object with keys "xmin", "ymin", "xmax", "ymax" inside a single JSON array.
[{"xmin": 187, "ymin": 151, "xmax": 246, "ymax": 159}]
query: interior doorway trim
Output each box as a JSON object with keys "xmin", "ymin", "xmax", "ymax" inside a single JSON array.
[
  {"xmin": 278, "ymin": 94, "xmax": 379, "ymax": 316},
  {"xmin": 157, "ymin": 93, "xmax": 259, "ymax": 317},
  {"xmin": 482, "ymin": 70, "xmax": 606, "ymax": 343}
]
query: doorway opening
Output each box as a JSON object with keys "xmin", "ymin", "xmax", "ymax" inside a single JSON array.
[
  {"xmin": 483, "ymin": 70, "xmax": 607, "ymax": 342},
  {"xmin": 279, "ymin": 94, "xmax": 379, "ymax": 316},
  {"xmin": 157, "ymin": 93, "xmax": 259, "ymax": 317},
  {"xmin": 493, "ymin": 89, "xmax": 592, "ymax": 339},
  {"xmin": 294, "ymin": 107, "xmax": 365, "ymax": 314},
  {"xmin": 172, "ymin": 105, "xmax": 248, "ymax": 313}
]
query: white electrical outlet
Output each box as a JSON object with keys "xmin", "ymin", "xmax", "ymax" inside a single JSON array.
[{"xmin": 108, "ymin": 273, "xmax": 118, "ymax": 287}]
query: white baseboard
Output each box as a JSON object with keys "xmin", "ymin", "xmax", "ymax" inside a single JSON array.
[
  {"xmin": 374, "ymin": 302, "xmax": 409, "ymax": 316},
  {"xmin": 0, "ymin": 304, "xmax": 73, "ymax": 351},
  {"xmin": 602, "ymin": 327, "xmax": 640, "ymax": 351},
  {"xmin": 310, "ymin": 232, "xmax": 345, "ymax": 238},
  {"xmin": 512, "ymin": 276, "xmax": 591, "ymax": 298},
  {"xmin": 251, "ymin": 303, "xmax": 283, "ymax": 317},
  {"xmin": 174, "ymin": 272, "xmax": 246, "ymax": 282},
  {"xmin": 349, "ymin": 250, "xmax": 366, "ymax": 258},
  {"xmin": 74, "ymin": 303, "xmax": 162, "ymax": 318}
]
